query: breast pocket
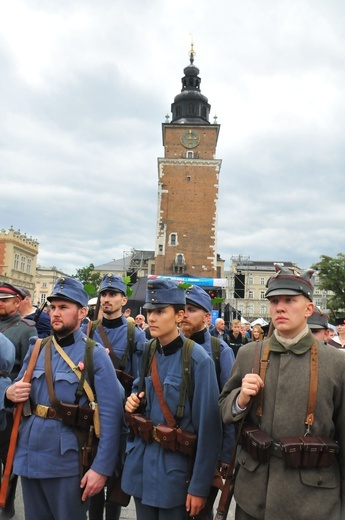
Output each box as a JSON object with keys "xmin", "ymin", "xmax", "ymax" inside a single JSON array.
[{"xmin": 53, "ymin": 370, "xmax": 81, "ymax": 404}]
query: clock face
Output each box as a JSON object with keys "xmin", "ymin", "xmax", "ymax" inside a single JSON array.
[{"xmin": 180, "ymin": 129, "xmax": 200, "ymax": 149}]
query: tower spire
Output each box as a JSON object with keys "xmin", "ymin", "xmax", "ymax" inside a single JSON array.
[
  {"xmin": 189, "ymin": 41, "xmax": 195, "ymax": 65},
  {"xmin": 170, "ymin": 44, "xmax": 211, "ymax": 124}
]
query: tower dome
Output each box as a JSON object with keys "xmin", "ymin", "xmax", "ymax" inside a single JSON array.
[{"xmin": 170, "ymin": 44, "xmax": 211, "ymax": 125}]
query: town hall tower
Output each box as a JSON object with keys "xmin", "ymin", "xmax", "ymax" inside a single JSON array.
[{"xmin": 154, "ymin": 45, "xmax": 222, "ymax": 277}]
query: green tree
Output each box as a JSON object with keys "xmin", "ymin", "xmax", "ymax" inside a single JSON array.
[
  {"xmin": 72, "ymin": 263, "xmax": 102, "ymax": 297},
  {"xmin": 311, "ymin": 254, "xmax": 345, "ymax": 314}
]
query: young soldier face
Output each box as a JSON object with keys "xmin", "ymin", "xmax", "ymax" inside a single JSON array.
[
  {"xmin": 181, "ymin": 305, "xmax": 207, "ymax": 338},
  {"xmin": 50, "ymin": 299, "xmax": 87, "ymax": 338},
  {"xmin": 100, "ymin": 290, "xmax": 127, "ymax": 319},
  {"xmin": 269, "ymin": 295, "xmax": 314, "ymax": 339},
  {"xmin": 147, "ymin": 306, "xmax": 184, "ymax": 346}
]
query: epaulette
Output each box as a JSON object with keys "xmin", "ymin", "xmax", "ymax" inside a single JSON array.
[{"xmin": 21, "ymin": 317, "xmax": 37, "ymax": 327}]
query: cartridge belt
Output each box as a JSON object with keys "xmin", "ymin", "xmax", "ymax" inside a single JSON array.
[
  {"xmin": 31, "ymin": 402, "xmax": 94, "ymax": 431},
  {"xmin": 241, "ymin": 423, "xmax": 339, "ymax": 468},
  {"xmin": 125, "ymin": 413, "xmax": 197, "ymax": 457}
]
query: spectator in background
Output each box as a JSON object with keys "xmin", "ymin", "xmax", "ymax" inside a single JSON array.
[
  {"xmin": 18, "ymin": 288, "xmax": 51, "ymax": 338},
  {"xmin": 252, "ymin": 324, "xmax": 264, "ymax": 341},
  {"xmin": 228, "ymin": 319, "xmax": 248, "ymax": 357},
  {"xmin": 244, "ymin": 323, "xmax": 252, "ymax": 340},
  {"xmin": 210, "ymin": 318, "xmax": 230, "ymax": 345}
]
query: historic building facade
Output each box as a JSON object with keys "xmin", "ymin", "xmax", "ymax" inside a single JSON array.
[{"xmin": 0, "ymin": 227, "xmax": 39, "ymax": 292}]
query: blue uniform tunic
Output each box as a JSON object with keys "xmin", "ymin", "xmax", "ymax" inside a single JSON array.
[
  {"xmin": 13, "ymin": 328, "xmax": 123, "ymax": 479},
  {"xmin": 87, "ymin": 315, "xmax": 145, "ymax": 378},
  {"xmin": 122, "ymin": 333, "xmax": 222, "ymax": 509},
  {"xmin": 190, "ymin": 328, "xmax": 235, "ymax": 463}
]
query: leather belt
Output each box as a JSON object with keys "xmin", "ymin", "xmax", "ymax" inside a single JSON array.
[{"xmin": 32, "ymin": 404, "xmax": 62, "ymax": 421}]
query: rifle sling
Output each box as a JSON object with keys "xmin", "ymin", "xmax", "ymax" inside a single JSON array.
[{"xmin": 151, "ymin": 353, "xmax": 176, "ymax": 429}]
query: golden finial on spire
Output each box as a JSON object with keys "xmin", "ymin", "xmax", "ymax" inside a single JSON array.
[{"xmin": 189, "ymin": 38, "xmax": 195, "ymax": 64}]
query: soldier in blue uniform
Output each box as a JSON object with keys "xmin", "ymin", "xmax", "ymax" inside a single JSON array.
[
  {"xmin": 181, "ymin": 285, "xmax": 235, "ymax": 473},
  {"xmin": 122, "ymin": 278, "xmax": 222, "ymax": 520},
  {"xmin": 86, "ymin": 273, "xmax": 145, "ymax": 520},
  {"xmin": 5, "ymin": 277, "xmax": 123, "ymax": 520}
]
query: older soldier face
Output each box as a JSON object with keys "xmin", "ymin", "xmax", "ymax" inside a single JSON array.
[
  {"xmin": 50, "ymin": 299, "xmax": 87, "ymax": 338},
  {"xmin": 0, "ymin": 296, "xmax": 20, "ymax": 318}
]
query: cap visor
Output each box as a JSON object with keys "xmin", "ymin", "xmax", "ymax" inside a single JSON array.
[
  {"xmin": 143, "ymin": 302, "xmax": 171, "ymax": 310},
  {"xmin": 265, "ymin": 289, "xmax": 303, "ymax": 298}
]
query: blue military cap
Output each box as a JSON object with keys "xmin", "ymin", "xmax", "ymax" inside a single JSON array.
[
  {"xmin": 47, "ymin": 277, "xmax": 88, "ymax": 307},
  {"xmin": 143, "ymin": 278, "xmax": 186, "ymax": 309},
  {"xmin": 99, "ymin": 273, "xmax": 126, "ymax": 295},
  {"xmin": 307, "ymin": 310, "xmax": 328, "ymax": 330},
  {"xmin": 265, "ymin": 264, "xmax": 314, "ymax": 301},
  {"xmin": 185, "ymin": 285, "xmax": 212, "ymax": 313}
]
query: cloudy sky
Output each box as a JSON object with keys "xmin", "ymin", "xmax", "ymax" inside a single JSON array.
[{"xmin": 1, "ymin": 0, "xmax": 344, "ymax": 275}]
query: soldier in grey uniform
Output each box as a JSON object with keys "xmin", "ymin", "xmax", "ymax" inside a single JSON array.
[
  {"xmin": 219, "ymin": 265, "xmax": 345, "ymax": 520},
  {"xmin": 5, "ymin": 277, "xmax": 123, "ymax": 520}
]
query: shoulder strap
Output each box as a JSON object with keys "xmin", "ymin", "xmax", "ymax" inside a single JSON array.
[
  {"xmin": 86, "ymin": 319, "xmax": 100, "ymax": 340},
  {"xmin": 210, "ymin": 335, "xmax": 221, "ymax": 389},
  {"xmin": 175, "ymin": 338, "xmax": 194, "ymax": 422},
  {"xmin": 151, "ymin": 354, "xmax": 176, "ymax": 428},
  {"xmin": 137, "ymin": 339, "xmax": 157, "ymax": 396}
]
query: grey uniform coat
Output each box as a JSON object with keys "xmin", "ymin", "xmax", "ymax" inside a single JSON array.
[{"xmin": 219, "ymin": 331, "xmax": 345, "ymax": 520}]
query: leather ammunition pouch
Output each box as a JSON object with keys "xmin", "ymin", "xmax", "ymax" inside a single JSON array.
[
  {"xmin": 280, "ymin": 435, "xmax": 339, "ymax": 469},
  {"xmin": 176, "ymin": 428, "xmax": 197, "ymax": 457},
  {"xmin": 241, "ymin": 424, "xmax": 273, "ymax": 463},
  {"xmin": 115, "ymin": 369, "xmax": 134, "ymax": 393},
  {"xmin": 153, "ymin": 424, "xmax": 177, "ymax": 451},
  {"xmin": 125, "ymin": 413, "xmax": 153, "ymax": 443}
]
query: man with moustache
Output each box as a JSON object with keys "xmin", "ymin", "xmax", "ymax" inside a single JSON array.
[
  {"xmin": 86, "ymin": 273, "xmax": 145, "ymax": 520},
  {"xmin": 219, "ymin": 264, "xmax": 345, "ymax": 520},
  {"xmin": 5, "ymin": 277, "xmax": 123, "ymax": 520}
]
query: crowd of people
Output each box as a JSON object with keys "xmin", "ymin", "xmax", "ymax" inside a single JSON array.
[{"xmin": 0, "ymin": 265, "xmax": 345, "ymax": 520}]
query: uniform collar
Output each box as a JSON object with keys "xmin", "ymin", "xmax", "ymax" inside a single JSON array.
[
  {"xmin": 102, "ymin": 316, "xmax": 124, "ymax": 329},
  {"xmin": 156, "ymin": 335, "xmax": 183, "ymax": 356},
  {"xmin": 270, "ymin": 327, "xmax": 315, "ymax": 354},
  {"xmin": 190, "ymin": 328, "xmax": 207, "ymax": 344}
]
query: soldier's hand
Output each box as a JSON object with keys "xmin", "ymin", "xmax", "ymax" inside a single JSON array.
[
  {"xmin": 5, "ymin": 377, "xmax": 31, "ymax": 403},
  {"xmin": 80, "ymin": 469, "xmax": 107, "ymax": 501},
  {"xmin": 185, "ymin": 493, "xmax": 206, "ymax": 517},
  {"xmin": 125, "ymin": 391, "xmax": 145, "ymax": 413},
  {"xmin": 238, "ymin": 373, "xmax": 264, "ymax": 408}
]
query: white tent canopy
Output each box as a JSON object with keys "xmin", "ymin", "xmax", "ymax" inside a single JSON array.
[{"xmin": 250, "ymin": 318, "xmax": 268, "ymax": 327}]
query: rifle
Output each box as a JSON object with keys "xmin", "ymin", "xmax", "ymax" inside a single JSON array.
[
  {"xmin": 214, "ymin": 340, "xmax": 263, "ymax": 519},
  {"xmin": 0, "ymin": 339, "xmax": 42, "ymax": 507},
  {"xmin": 213, "ymin": 420, "xmax": 243, "ymax": 520},
  {"xmin": 32, "ymin": 300, "xmax": 46, "ymax": 325}
]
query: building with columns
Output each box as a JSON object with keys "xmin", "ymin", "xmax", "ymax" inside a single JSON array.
[
  {"xmin": 0, "ymin": 227, "xmax": 39, "ymax": 292},
  {"xmin": 154, "ymin": 45, "xmax": 222, "ymax": 277}
]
